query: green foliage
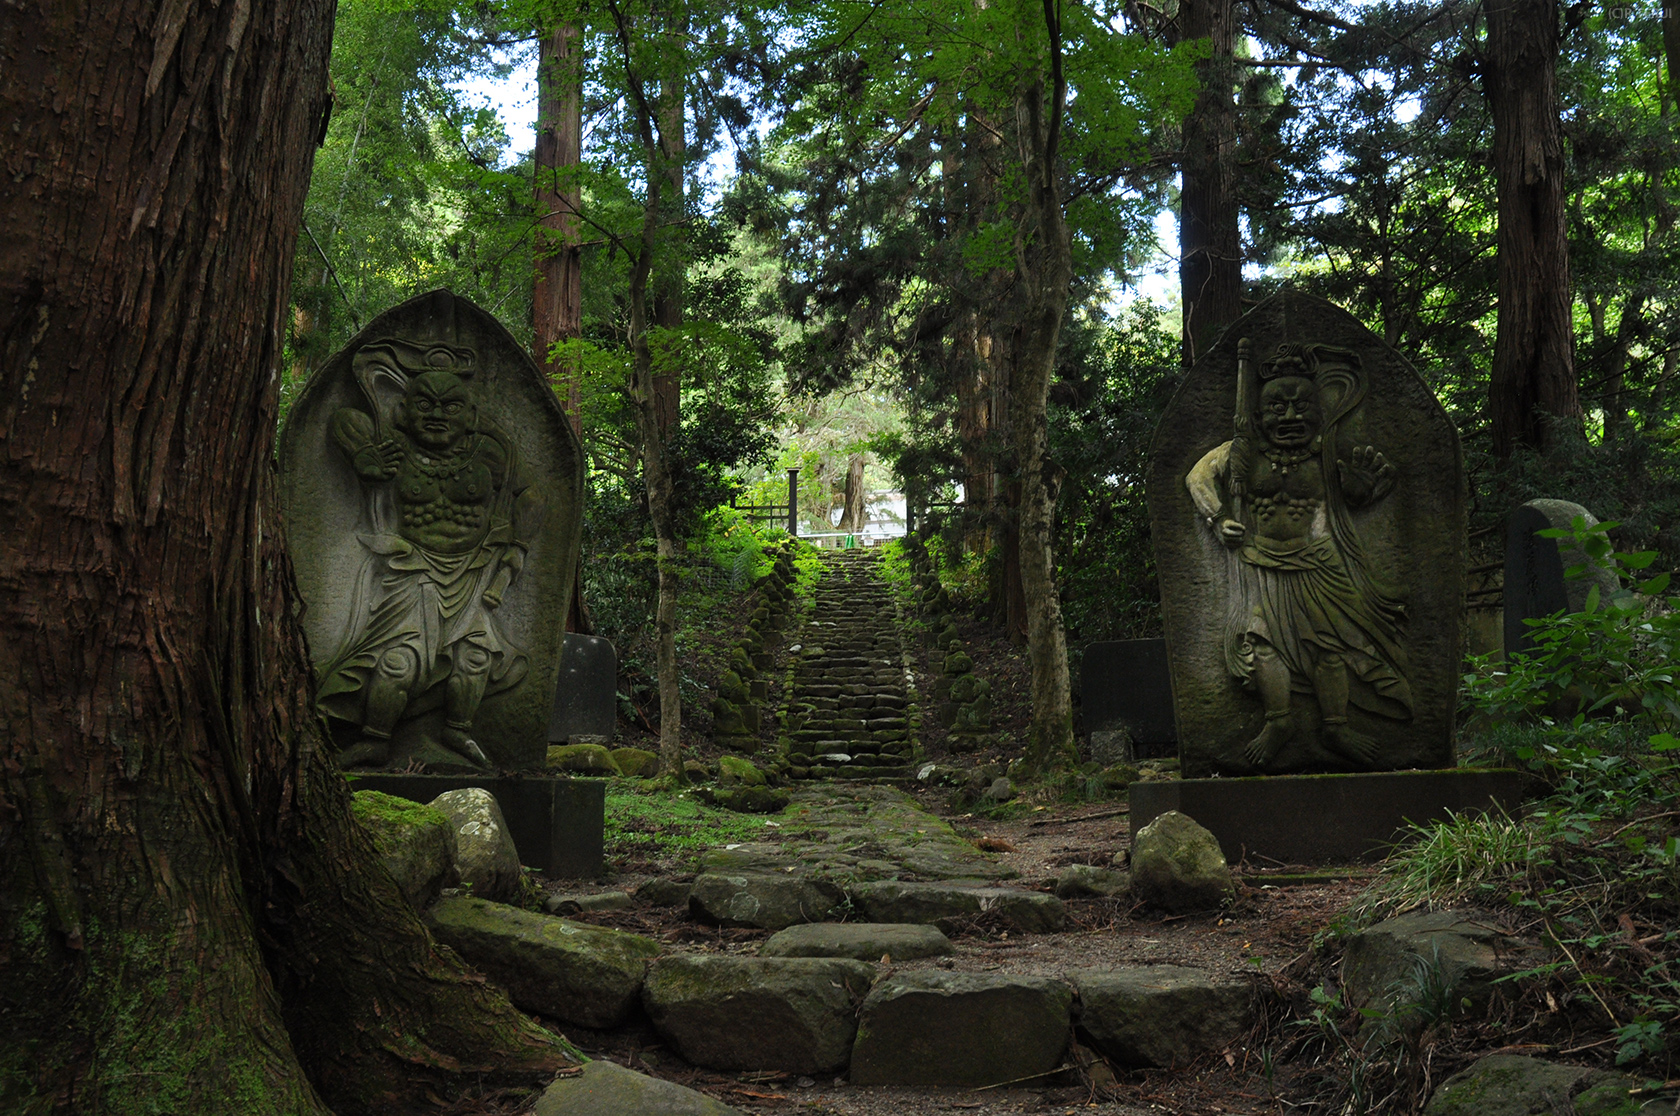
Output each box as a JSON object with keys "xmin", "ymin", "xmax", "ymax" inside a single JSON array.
[{"xmin": 1462, "ymin": 518, "xmax": 1680, "ymax": 730}]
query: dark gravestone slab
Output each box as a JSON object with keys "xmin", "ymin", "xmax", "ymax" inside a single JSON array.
[
  {"xmin": 1504, "ymin": 499, "xmax": 1618, "ymax": 658},
  {"xmin": 279, "ymin": 290, "xmax": 584, "ymax": 772},
  {"xmin": 1130, "ymin": 769, "xmax": 1539, "ymax": 864},
  {"xmin": 1148, "ymin": 290, "xmax": 1465, "ymax": 778},
  {"xmin": 350, "ymin": 772, "xmax": 604, "ymax": 878},
  {"xmin": 1081, "ymin": 639, "xmax": 1176, "ymax": 759},
  {"xmin": 548, "ymin": 632, "xmax": 619, "ymax": 743}
]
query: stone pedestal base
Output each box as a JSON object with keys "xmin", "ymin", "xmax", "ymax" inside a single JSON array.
[
  {"xmin": 1129, "ymin": 769, "xmax": 1540, "ymax": 864},
  {"xmin": 351, "ymin": 773, "xmax": 605, "ymax": 878}
]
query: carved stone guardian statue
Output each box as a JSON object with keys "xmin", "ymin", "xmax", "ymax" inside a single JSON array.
[
  {"xmin": 280, "ymin": 290, "xmax": 584, "ymax": 771},
  {"xmin": 1149, "ymin": 290, "xmax": 1465, "ymax": 777}
]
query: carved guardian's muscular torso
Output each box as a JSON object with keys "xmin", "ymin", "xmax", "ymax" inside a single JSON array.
[{"xmin": 317, "ymin": 365, "xmax": 542, "ymax": 767}]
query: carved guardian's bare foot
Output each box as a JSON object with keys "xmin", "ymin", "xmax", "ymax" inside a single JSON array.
[
  {"xmin": 338, "ymin": 737, "xmax": 390, "ymax": 769},
  {"xmin": 443, "ymin": 725, "xmax": 490, "ymax": 768},
  {"xmin": 1324, "ymin": 721, "xmax": 1380, "ymax": 767},
  {"xmin": 1243, "ymin": 714, "xmax": 1293, "ymax": 767}
]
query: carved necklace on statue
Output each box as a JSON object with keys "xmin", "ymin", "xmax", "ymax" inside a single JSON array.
[
  {"xmin": 1263, "ymin": 437, "xmax": 1321, "ymax": 477},
  {"xmin": 411, "ymin": 433, "xmax": 480, "ymax": 481}
]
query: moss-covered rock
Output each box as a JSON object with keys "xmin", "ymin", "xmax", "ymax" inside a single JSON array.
[
  {"xmin": 428, "ymin": 788, "xmax": 522, "ymax": 903},
  {"xmin": 1054, "ymin": 864, "xmax": 1131, "ymax": 900},
  {"xmin": 850, "ymin": 881, "xmax": 1065, "ymax": 934},
  {"xmin": 1130, "ymin": 810, "xmax": 1233, "ymax": 913},
  {"xmin": 611, "ymin": 747, "xmax": 658, "ymax": 778},
  {"xmin": 1070, "ymin": 965, "xmax": 1251, "ymax": 1068},
  {"xmin": 688, "ymin": 873, "xmax": 842, "ymax": 930},
  {"xmin": 1423, "ymin": 1054, "xmax": 1656, "ymax": 1116},
  {"xmin": 716, "ymin": 670, "xmax": 749, "ymax": 706},
  {"xmin": 717, "ymin": 755, "xmax": 766, "ymax": 787},
  {"xmin": 943, "ymin": 650, "xmax": 974, "ymax": 675},
  {"xmin": 532, "ymin": 1059, "xmax": 742, "ymax": 1116},
  {"xmin": 704, "ymin": 785, "xmax": 790, "ymax": 814},
  {"xmin": 350, "ymin": 790, "xmax": 459, "ymax": 910},
  {"xmin": 547, "ymin": 743, "xmax": 622, "ymax": 776},
  {"xmin": 851, "ymin": 971, "xmax": 1073, "ymax": 1086},
  {"xmin": 428, "ymin": 897, "xmax": 661, "ymax": 1030},
  {"xmin": 643, "ymin": 955, "xmax": 874, "ymax": 1073},
  {"xmin": 761, "ymin": 922, "xmax": 954, "ymax": 962}
]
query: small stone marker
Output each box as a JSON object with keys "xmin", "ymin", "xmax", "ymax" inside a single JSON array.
[
  {"xmin": 279, "ymin": 289, "xmax": 584, "ymax": 771},
  {"xmin": 1503, "ymin": 498, "xmax": 1619, "ymax": 658},
  {"xmin": 1149, "ymin": 289, "xmax": 1465, "ymax": 777},
  {"xmin": 547, "ymin": 632, "xmax": 619, "ymax": 743},
  {"xmin": 1081, "ymin": 638, "xmax": 1176, "ymax": 761}
]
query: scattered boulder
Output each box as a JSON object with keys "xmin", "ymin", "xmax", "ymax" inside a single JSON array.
[
  {"xmin": 642, "ymin": 955, "xmax": 874, "ymax": 1073},
  {"xmin": 427, "ymin": 897, "xmax": 660, "ymax": 1029},
  {"xmin": 982, "ymin": 777, "xmax": 1015, "ymax": 803},
  {"xmin": 1099, "ymin": 764, "xmax": 1140, "ymax": 792},
  {"xmin": 761, "ymin": 922, "xmax": 954, "ymax": 962},
  {"xmin": 1054, "ymin": 864, "xmax": 1131, "ymax": 900},
  {"xmin": 532, "ymin": 1058, "xmax": 743, "ymax": 1116},
  {"xmin": 635, "ymin": 878, "xmax": 693, "ymax": 907},
  {"xmin": 688, "ymin": 873, "xmax": 843, "ymax": 931},
  {"xmin": 851, "ymin": 880, "xmax": 1066, "ymax": 934},
  {"xmin": 1342, "ymin": 910, "xmax": 1520, "ymax": 1014},
  {"xmin": 612, "ymin": 747, "xmax": 659, "ymax": 778},
  {"xmin": 428, "ymin": 788, "xmax": 522, "ymax": 903},
  {"xmin": 1129, "ymin": 811, "xmax": 1233, "ymax": 913},
  {"xmin": 915, "ymin": 763, "xmax": 967, "ymax": 787},
  {"xmin": 1070, "ymin": 965, "xmax": 1252, "ymax": 1068},
  {"xmin": 350, "ymin": 790, "xmax": 459, "ymax": 910},
  {"xmin": 850, "ymin": 971, "xmax": 1073, "ymax": 1086},
  {"xmin": 717, "ymin": 755, "xmax": 767, "ymax": 786},
  {"xmin": 1422, "ymin": 1054, "xmax": 1659, "ymax": 1116},
  {"xmin": 683, "ymin": 759, "xmax": 711, "ymax": 782},
  {"xmin": 547, "ymin": 743, "xmax": 622, "ymax": 776}
]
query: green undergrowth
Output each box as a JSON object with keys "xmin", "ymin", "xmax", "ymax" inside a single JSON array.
[
  {"xmin": 603, "ymin": 778, "xmax": 797, "ymax": 861},
  {"xmin": 1325, "ymin": 520, "xmax": 1680, "ymax": 1084}
]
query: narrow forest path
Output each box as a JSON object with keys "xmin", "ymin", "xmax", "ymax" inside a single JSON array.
[{"xmin": 782, "ymin": 550, "xmax": 918, "ymax": 782}]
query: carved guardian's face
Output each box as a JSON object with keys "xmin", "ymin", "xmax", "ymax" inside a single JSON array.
[
  {"xmin": 402, "ymin": 371, "xmax": 473, "ymax": 450},
  {"xmin": 1260, "ymin": 377, "xmax": 1320, "ymax": 448}
]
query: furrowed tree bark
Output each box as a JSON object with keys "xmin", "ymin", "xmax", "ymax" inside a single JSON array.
[
  {"xmin": 535, "ymin": 17, "xmax": 584, "ymax": 432},
  {"xmin": 534, "ymin": 14, "xmax": 591, "ymax": 633},
  {"xmin": 1013, "ymin": 22, "xmax": 1077, "ymax": 774},
  {"xmin": 0, "ymin": 4, "xmax": 570, "ymax": 1113},
  {"xmin": 1485, "ymin": 0, "xmax": 1580, "ymax": 459},
  {"xmin": 1178, "ymin": 0, "xmax": 1242, "ymax": 369}
]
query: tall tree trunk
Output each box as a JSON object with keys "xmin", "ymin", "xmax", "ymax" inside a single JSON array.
[
  {"xmin": 839, "ymin": 454, "xmax": 867, "ymax": 532},
  {"xmin": 1178, "ymin": 0, "xmax": 1242, "ymax": 369},
  {"xmin": 535, "ymin": 19, "xmax": 584, "ymax": 433},
  {"xmin": 651, "ymin": 56, "xmax": 685, "ymax": 438},
  {"xmin": 0, "ymin": 4, "xmax": 571, "ymax": 1114},
  {"xmin": 534, "ymin": 17, "xmax": 589, "ymax": 633},
  {"xmin": 1013, "ymin": 34, "xmax": 1077, "ymax": 773},
  {"xmin": 1485, "ymin": 0, "xmax": 1580, "ymax": 459},
  {"xmin": 612, "ymin": 3, "xmax": 685, "ymax": 781}
]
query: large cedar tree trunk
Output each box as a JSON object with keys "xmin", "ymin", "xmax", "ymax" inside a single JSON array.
[
  {"xmin": 1178, "ymin": 0, "xmax": 1242, "ymax": 368},
  {"xmin": 535, "ymin": 20, "xmax": 584, "ymax": 430},
  {"xmin": 0, "ymin": 5, "xmax": 569, "ymax": 1113},
  {"xmin": 534, "ymin": 17, "xmax": 592, "ymax": 634},
  {"xmin": 1485, "ymin": 0, "xmax": 1580, "ymax": 458}
]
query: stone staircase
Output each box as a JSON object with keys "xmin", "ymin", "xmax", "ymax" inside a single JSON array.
[{"xmin": 782, "ymin": 551, "xmax": 917, "ymax": 781}]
